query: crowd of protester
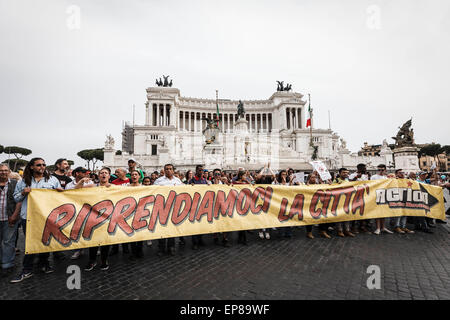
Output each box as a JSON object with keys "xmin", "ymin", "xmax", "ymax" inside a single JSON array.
[{"xmin": 1, "ymin": 157, "xmax": 449, "ymax": 283}]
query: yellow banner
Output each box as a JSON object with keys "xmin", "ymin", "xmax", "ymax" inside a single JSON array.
[{"xmin": 25, "ymin": 179, "xmax": 445, "ymax": 254}]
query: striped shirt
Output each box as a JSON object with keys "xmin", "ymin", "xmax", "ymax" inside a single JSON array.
[{"xmin": 0, "ymin": 180, "xmax": 9, "ymax": 221}]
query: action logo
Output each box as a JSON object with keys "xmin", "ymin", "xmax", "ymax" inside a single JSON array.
[{"xmin": 375, "ymin": 183, "xmax": 438, "ymax": 213}]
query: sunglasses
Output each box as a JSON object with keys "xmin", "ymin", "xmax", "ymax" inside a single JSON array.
[{"xmin": 35, "ymin": 164, "xmax": 46, "ymax": 167}]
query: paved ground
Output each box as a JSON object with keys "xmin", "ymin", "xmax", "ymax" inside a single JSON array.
[{"xmin": 1, "ymin": 220, "xmax": 449, "ymax": 300}]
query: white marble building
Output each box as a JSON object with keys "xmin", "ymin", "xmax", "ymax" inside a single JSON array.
[{"xmin": 103, "ymin": 86, "xmax": 393, "ymax": 172}]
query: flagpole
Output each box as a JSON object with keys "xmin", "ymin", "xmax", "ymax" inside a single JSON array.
[
  {"xmin": 216, "ymin": 90, "xmax": 219, "ymax": 126},
  {"xmin": 309, "ymin": 93, "xmax": 312, "ymax": 143}
]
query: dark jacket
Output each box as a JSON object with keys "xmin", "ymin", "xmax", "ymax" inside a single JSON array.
[{"xmin": 6, "ymin": 179, "xmax": 18, "ymax": 217}]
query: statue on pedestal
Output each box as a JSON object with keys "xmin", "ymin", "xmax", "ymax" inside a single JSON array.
[
  {"xmin": 202, "ymin": 115, "xmax": 220, "ymax": 144},
  {"xmin": 105, "ymin": 134, "xmax": 115, "ymax": 149},
  {"xmin": 392, "ymin": 119, "xmax": 415, "ymax": 147},
  {"xmin": 237, "ymin": 100, "xmax": 245, "ymax": 119}
]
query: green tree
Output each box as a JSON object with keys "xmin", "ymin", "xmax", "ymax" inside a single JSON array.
[
  {"xmin": 4, "ymin": 146, "xmax": 32, "ymax": 171},
  {"xmin": 439, "ymin": 145, "xmax": 450, "ymax": 155},
  {"xmin": 419, "ymin": 143, "xmax": 441, "ymax": 157},
  {"xmin": 0, "ymin": 145, "xmax": 4, "ymax": 154},
  {"xmin": 77, "ymin": 148, "xmax": 104, "ymax": 170},
  {"xmin": 2, "ymin": 159, "xmax": 28, "ymax": 171}
]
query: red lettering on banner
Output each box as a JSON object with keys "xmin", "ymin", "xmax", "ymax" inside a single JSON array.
[
  {"xmin": 328, "ymin": 187, "xmax": 355, "ymax": 216},
  {"xmin": 189, "ymin": 193, "xmax": 201, "ymax": 222},
  {"xmin": 261, "ymin": 186, "xmax": 273, "ymax": 212},
  {"xmin": 309, "ymin": 192, "xmax": 321, "ymax": 219},
  {"xmin": 132, "ymin": 195, "xmax": 155, "ymax": 231},
  {"xmin": 148, "ymin": 191, "xmax": 176, "ymax": 231},
  {"xmin": 213, "ymin": 189, "xmax": 237, "ymax": 218},
  {"xmin": 289, "ymin": 194, "xmax": 304, "ymax": 220},
  {"xmin": 196, "ymin": 191, "xmax": 215, "ymax": 222},
  {"xmin": 277, "ymin": 198, "xmax": 290, "ymax": 221},
  {"xmin": 82, "ymin": 200, "xmax": 114, "ymax": 240},
  {"xmin": 236, "ymin": 188, "xmax": 252, "ymax": 215},
  {"xmin": 309, "ymin": 190, "xmax": 333, "ymax": 218},
  {"xmin": 108, "ymin": 197, "xmax": 137, "ymax": 235},
  {"xmin": 41, "ymin": 204, "xmax": 76, "ymax": 246},
  {"xmin": 69, "ymin": 204, "xmax": 92, "ymax": 241},
  {"xmin": 172, "ymin": 193, "xmax": 192, "ymax": 225},
  {"xmin": 351, "ymin": 185, "xmax": 367, "ymax": 216}
]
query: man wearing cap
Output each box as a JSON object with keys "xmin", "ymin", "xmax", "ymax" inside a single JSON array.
[
  {"xmin": 65, "ymin": 167, "xmax": 94, "ymax": 190},
  {"xmin": 64, "ymin": 166, "xmax": 94, "ymax": 260},
  {"xmin": 126, "ymin": 158, "xmax": 144, "ymax": 183}
]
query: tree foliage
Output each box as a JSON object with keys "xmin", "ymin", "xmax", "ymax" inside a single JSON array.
[
  {"xmin": 77, "ymin": 148, "xmax": 104, "ymax": 170},
  {"xmin": 419, "ymin": 144, "xmax": 441, "ymax": 157},
  {"xmin": 0, "ymin": 145, "xmax": 3, "ymax": 154},
  {"xmin": 2, "ymin": 159, "xmax": 28, "ymax": 170},
  {"xmin": 4, "ymin": 146, "xmax": 32, "ymax": 158},
  {"xmin": 3, "ymin": 146, "xmax": 32, "ymax": 171}
]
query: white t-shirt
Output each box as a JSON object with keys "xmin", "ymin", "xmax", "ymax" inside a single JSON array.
[
  {"xmin": 371, "ymin": 174, "xmax": 388, "ymax": 180},
  {"xmin": 154, "ymin": 176, "xmax": 183, "ymax": 186},
  {"xmin": 65, "ymin": 180, "xmax": 94, "ymax": 190},
  {"xmin": 349, "ymin": 173, "xmax": 370, "ymax": 181}
]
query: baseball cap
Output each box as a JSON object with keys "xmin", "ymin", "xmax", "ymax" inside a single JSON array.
[
  {"xmin": 418, "ymin": 171, "xmax": 427, "ymax": 175},
  {"xmin": 128, "ymin": 158, "xmax": 136, "ymax": 163}
]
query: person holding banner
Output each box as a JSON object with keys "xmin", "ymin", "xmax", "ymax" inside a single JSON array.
[
  {"xmin": 306, "ymin": 171, "xmax": 332, "ymax": 239},
  {"xmin": 154, "ymin": 164, "xmax": 184, "ymax": 255},
  {"xmin": 233, "ymin": 170, "xmax": 250, "ymax": 245},
  {"xmin": 188, "ymin": 165, "xmax": 209, "ymax": 250},
  {"xmin": 273, "ymin": 170, "xmax": 294, "ymax": 238},
  {"xmin": 84, "ymin": 167, "xmax": 113, "ymax": 272},
  {"xmin": 333, "ymin": 168, "xmax": 356, "ymax": 238},
  {"xmin": 128, "ymin": 170, "xmax": 144, "ymax": 260},
  {"xmin": 11, "ymin": 158, "xmax": 63, "ymax": 283},
  {"xmin": 371, "ymin": 164, "xmax": 393, "ymax": 235}
]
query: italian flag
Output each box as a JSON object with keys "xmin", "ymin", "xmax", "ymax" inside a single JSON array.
[{"xmin": 306, "ymin": 104, "xmax": 312, "ymax": 128}]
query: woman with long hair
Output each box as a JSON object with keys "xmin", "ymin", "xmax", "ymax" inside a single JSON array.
[{"xmin": 11, "ymin": 158, "xmax": 63, "ymax": 283}]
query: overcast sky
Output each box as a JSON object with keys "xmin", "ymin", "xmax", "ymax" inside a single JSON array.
[{"xmin": 1, "ymin": 0, "xmax": 449, "ymax": 169}]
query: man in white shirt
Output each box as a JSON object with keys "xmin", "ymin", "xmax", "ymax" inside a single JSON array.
[
  {"xmin": 65, "ymin": 167, "xmax": 94, "ymax": 190},
  {"xmin": 371, "ymin": 164, "xmax": 393, "ymax": 235},
  {"xmin": 153, "ymin": 164, "xmax": 183, "ymax": 255}
]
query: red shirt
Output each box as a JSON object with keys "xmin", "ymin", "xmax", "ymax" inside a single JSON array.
[{"xmin": 111, "ymin": 178, "xmax": 130, "ymax": 185}]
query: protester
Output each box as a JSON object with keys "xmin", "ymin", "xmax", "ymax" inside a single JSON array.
[
  {"xmin": 128, "ymin": 170, "xmax": 144, "ymax": 260},
  {"xmin": 154, "ymin": 164, "xmax": 184, "ymax": 255},
  {"xmin": 52, "ymin": 158, "xmax": 73, "ymax": 189},
  {"xmin": 333, "ymin": 168, "xmax": 355, "ymax": 237},
  {"xmin": 142, "ymin": 176, "xmax": 152, "ymax": 186},
  {"xmin": 307, "ymin": 171, "xmax": 332, "ymax": 239},
  {"xmin": 392, "ymin": 169, "xmax": 415, "ymax": 234},
  {"xmin": 233, "ymin": 170, "xmax": 250, "ymax": 245},
  {"xmin": 415, "ymin": 171, "xmax": 433, "ymax": 233},
  {"xmin": 11, "ymin": 158, "xmax": 63, "ymax": 283},
  {"xmin": 0, "ymin": 164, "xmax": 21, "ymax": 275},
  {"xmin": 84, "ymin": 167, "xmax": 112, "ymax": 271},
  {"xmin": 188, "ymin": 165, "xmax": 209, "ymax": 249},
  {"xmin": 111, "ymin": 168, "xmax": 130, "ymax": 186},
  {"xmin": 65, "ymin": 166, "xmax": 94, "ymax": 260},
  {"xmin": 211, "ymin": 168, "xmax": 231, "ymax": 247},
  {"xmin": 370, "ymin": 164, "xmax": 393, "ymax": 235},
  {"xmin": 348, "ymin": 164, "xmax": 371, "ymax": 234},
  {"xmin": 126, "ymin": 158, "xmax": 144, "ymax": 183}
]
